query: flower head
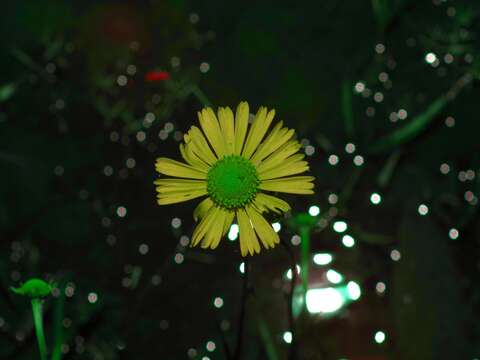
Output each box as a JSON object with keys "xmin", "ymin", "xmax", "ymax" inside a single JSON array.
[
  {"xmin": 10, "ymin": 278, "xmax": 54, "ymax": 298},
  {"xmin": 155, "ymin": 102, "xmax": 314, "ymax": 256}
]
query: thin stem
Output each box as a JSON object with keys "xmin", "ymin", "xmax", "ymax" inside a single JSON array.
[
  {"xmin": 51, "ymin": 282, "xmax": 66, "ymax": 360},
  {"xmin": 233, "ymin": 259, "xmax": 249, "ymax": 360},
  {"xmin": 31, "ymin": 299, "xmax": 47, "ymax": 360},
  {"xmin": 281, "ymin": 239, "xmax": 298, "ymax": 360},
  {"xmin": 299, "ymin": 226, "xmax": 311, "ymax": 308}
]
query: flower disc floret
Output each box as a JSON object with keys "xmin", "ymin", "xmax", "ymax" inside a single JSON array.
[{"xmin": 207, "ymin": 155, "xmax": 259, "ymax": 209}]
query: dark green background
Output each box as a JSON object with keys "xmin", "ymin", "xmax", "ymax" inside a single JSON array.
[{"xmin": 1, "ymin": 1, "xmax": 479, "ymax": 359}]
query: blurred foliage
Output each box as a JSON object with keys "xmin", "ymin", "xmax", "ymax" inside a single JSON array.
[{"xmin": 1, "ymin": 0, "xmax": 480, "ymax": 359}]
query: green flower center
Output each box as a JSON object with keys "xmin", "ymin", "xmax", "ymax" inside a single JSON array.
[{"xmin": 207, "ymin": 155, "xmax": 259, "ymax": 210}]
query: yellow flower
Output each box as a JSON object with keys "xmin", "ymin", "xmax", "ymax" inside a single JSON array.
[{"xmin": 155, "ymin": 102, "xmax": 314, "ymax": 256}]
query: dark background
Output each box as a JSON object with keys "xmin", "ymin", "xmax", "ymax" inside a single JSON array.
[{"xmin": 1, "ymin": 0, "xmax": 480, "ymax": 359}]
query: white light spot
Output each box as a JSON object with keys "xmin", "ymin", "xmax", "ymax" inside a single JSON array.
[
  {"xmin": 398, "ymin": 109, "xmax": 408, "ymax": 120},
  {"xmin": 354, "ymin": 82, "xmax": 365, "ymax": 93},
  {"xmin": 353, "ymin": 155, "xmax": 364, "ymax": 166},
  {"xmin": 374, "ymin": 331, "xmax": 386, "ymax": 344},
  {"xmin": 283, "ymin": 331, "xmax": 292, "ymax": 344},
  {"xmin": 305, "ymin": 145, "xmax": 315, "ymax": 156},
  {"xmin": 116, "ymin": 206, "xmax": 127, "ymax": 218},
  {"xmin": 291, "ymin": 235, "xmax": 301, "ymax": 246},
  {"xmin": 449, "ymin": 228, "xmax": 459, "ymax": 240},
  {"xmin": 328, "ymin": 193, "xmax": 338, "ymax": 204},
  {"xmin": 174, "ymin": 253, "xmax": 184, "ymax": 264},
  {"xmin": 333, "ymin": 221, "xmax": 348, "ymax": 233},
  {"xmin": 239, "ymin": 262, "xmax": 245, "ymax": 274},
  {"xmin": 87, "ymin": 292, "xmax": 98, "ymax": 304},
  {"xmin": 370, "ymin": 193, "xmax": 382, "ymax": 205},
  {"xmin": 328, "ymin": 154, "xmax": 339, "ymax": 165},
  {"xmin": 199, "ymin": 62, "xmax": 210, "ymax": 73},
  {"xmin": 326, "ymin": 269, "xmax": 343, "ymax": 284},
  {"xmin": 345, "ymin": 143, "xmax": 356, "ymax": 154},
  {"xmin": 376, "ymin": 282, "xmax": 386, "ymax": 294},
  {"xmin": 440, "ymin": 163, "xmax": 450, "ymax": 174},
  {"xmin": 347, "ymin": 281, "xmax": 361, "ymax": 300},
  {"xmin": 117, "ymin": 75, "xmax": 128, "ymax": 86},
  {"xmin": 313, "ymin": 253, "xmax": 333, "ymax": 265},
  {"xmin": 206, "ymin": 341, "xmax": 216, "ymax": 352},
  {"xmin": 228, "ymin": 224, "xmax": 239, "ymax": 241},
  {"xmin": 139, "ymin": 243, "xmax": 149, "ymax": 255},
  {"xmin": 306, "ymin": 287, "xmax": 344, "ymax": 314},
  {"xmin": 342, "ymin": 235, "xmax": 355, "ymax": 248},
  {"xmin": 425, "ymin": 52, "xmax": 437, "ymax": 64},
  {"xmin": 286, "ymin": 265, "xmax": 301, "ymax": 280},
  {"xmin": 269, "ymin": 222, "xmax": 281, "ymax": 233},
  {"xmin": 390, "ymin": 249, "xmax": 401, "ymax": 261},
  {"xmin": 445, "ymin": 116, "xmax": 455, "ymax": 127},
  {"xmin": 171, "ymin": 217, "xmax": 182, "ymax": 229},
  {"xmin": 213, "ymin": 297, "xmax": 224, "ymax": 308},
  {"xmin": 308, "ymin": 206, "xmax": 320, "ymax": 216},
  {"xmin": 418, "ymin": 204, "xmax": 429, "ymax": 216}
]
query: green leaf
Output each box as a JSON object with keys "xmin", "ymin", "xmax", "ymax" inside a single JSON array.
[{"xmin": 368, "ymin": 95, "xmax": 447, "ymax": 154}]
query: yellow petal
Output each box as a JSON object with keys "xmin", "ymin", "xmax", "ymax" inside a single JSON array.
[
  {"xmin": 193, "ymin": 197, "xmax": 214, "ymax": 221},
  {"xmin": 192, "ymin": 206, "xmax": 219, "ymax": 246},
  {"xmin": 154, "ymin": 178, "xmax": 207, "ymax": 194},
  {"xmin": 259, "ymin": 154, "xmax": 308, "ymax": 180},
  {"xmin": 234, "ymin": 101, "xmax": 249, "ymax": 155},
  {"xmin": 245, "ymin": 205, "xmax": 279, "ymax": 249},
  {"xmin": 209, "ymin": 209, "xmax": 234, "ymax": 249},
  {"xmin": 256, "ymin": 140, "xmax": 302, "ymax": 173},
  {"xmin": 199, "ymin": 108, "xmax": 226, "ymax": 158},
  {"xmin": 218, "ymin": 107, "xmax": 235, "ymax": 155},
  {"xmin": 156, "ymin": 189, "xmax": 207, "ymax": 205},
  {"xmin": 179, "ymin": 143, "xmax": 209, "ymax": 172},
  {"xmin": 251, "ymin": 123, "xmax": 295, "ymax": 165},
  {"xmin": 201, "ymin": 208, "xmax": 227, "ymax": 249},
  {"xmin": 242, "ymin": 107, "xmax": 275, "ymax": 159},
  {"xmin": 185, "ymin": 126, "xmax": 217, "ymax": 165},
  {"xmin": 155, "ymin": 158, "xmax": 207, "ymax": 179},
  {"xmin": 222, "ymin": 211, "xmax": 235, "ymax": 236},
  {"xmin": 156, "ymin": 181, "xmax": 206, "ymax": 194},
  {"xmin": 237, "ymin": 208, "xmax": 261, "ymax": 256},
  {"xmin": 259, "ymin": 176, "xmax": 315, "ymax": 194},
  {"xmin": 254, "ymin": 193, "xmax": 291, "ymax": 214}
]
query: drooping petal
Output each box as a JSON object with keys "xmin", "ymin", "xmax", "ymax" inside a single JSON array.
[
  {"xmin": 242, "ymin": 107, "xmax": 275, "ymax": 159},
  {"xmin": 256, "ymin": 140, "xmax": 302, "ymax": 173},
  {"xmin": 259, "ymin": 176, "xmax": 315, "ymax": 194},
  {"xmin": 193, "ymin": 197, "xmax": 214, "ymax": 221},
  {"xmin": 155, "ymin": 158, "xmax": 207, "ymax": 179},
  {"xmin": 234, "ymin": 101, "xmax": 249, "ymax": 155},
  {"xmin": 254, "ymin": 193, "xmax": 291, "ymax": 214},
  {"xmin": 222, "ymin": 211, "xmax": 235, "ymax": 237},
  {"xmin": 185, "ymin": 126, "xmax": 218, "ymax": 165},
  {"xmin": 201, "ymin": 208, "xmax": 227, "ymax": 249},
  {"xmin": 192, "ymin": 206, "xmax": 220, "ymax": 246},
  {"xmin": 258, "ymin": 154, "xmax": 309, "ymax": 180},
  {"xmin": 237, "ymin": 208, "xmax": 261, "ymax": 256},
  {"xmin": 156, "ymin": 189, "xmax": 207, "ymax": 205},
  {"xmin": 218, "ymin": 107, "xmax": 235, "ymax": 155},
  {"xmin": 199, "ymin": 108, "xmax": 226, "ymax": 158},
  {"xmin": 209, "ymin": 209, "xmax": 234, "ymax": 249},
  {"xmin": 245, "ymin": 205, "xmax": 280, "ymax": 249}
]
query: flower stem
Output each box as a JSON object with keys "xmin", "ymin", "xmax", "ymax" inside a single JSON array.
[
  {"xmin": 281, "ymin": 239, "xmax": 298, "ymax": 360},
  {"xmin": 233, "ymin": 259, "xmax": 249, "ymax": 360},
  {"xmin": 31, "ymin": 298, "xmax": 47, "ymax": 360},
  {"xmin": 299, "ymin": 226, "xmax": 310, "ymax": 309}
]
